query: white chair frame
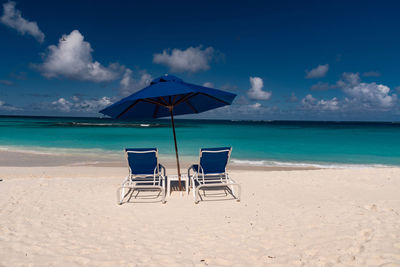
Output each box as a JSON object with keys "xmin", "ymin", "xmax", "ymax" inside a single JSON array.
[
  {"xmin": 188, "ymin": 148, "xmax": 241, "ymax": 204},
  {"xmin": 117, "ymin": 149, "xmax": 166, "ymax": 205}
]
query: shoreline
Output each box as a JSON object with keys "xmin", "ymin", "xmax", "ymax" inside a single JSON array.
[
  {"xmin": 0, "ymin": 147, "xmax": 395, "ymax": 171},
  {"xmin": 0, "ymin": 149, "xmax": 316, "ymax": 171}
]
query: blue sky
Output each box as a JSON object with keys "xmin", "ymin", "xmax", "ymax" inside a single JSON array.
[{"xmin": 0, "ymin": 0, "xmax": 399, "ymax": 120}]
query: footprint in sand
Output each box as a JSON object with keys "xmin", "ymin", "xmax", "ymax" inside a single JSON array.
[
  {"xmin": 347, "ymin": 244, "xmax": 365, "ymax": 256},
  {"xmin": 358, "ymin": 229, "xmax": 374, "ymax": 242},
  {"xmin": 364, "ymin": 204, "xmax": 378, "ymax": 211},
  {"xmin": 337, "ymin": 254, "xmax": 356, "ymax": 263}
]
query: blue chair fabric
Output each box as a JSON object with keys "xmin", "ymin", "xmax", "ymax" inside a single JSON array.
[
  {"xmin": 199, "ymin": 147, "xmax": 231, "ymax": 174},
  {"xmin": 125, "ymin": 148, "xmax": 158, "ymax": 175}
]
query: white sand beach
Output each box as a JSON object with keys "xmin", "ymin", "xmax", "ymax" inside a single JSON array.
[
  {"xmin": 1, "ymin": 0, "xmax": 400, "ymax": 266},
  {"xmin": 1, "ymin": 165, "xmax": 400, "ymax": 266}
]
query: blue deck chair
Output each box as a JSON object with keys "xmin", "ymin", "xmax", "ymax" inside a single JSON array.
[
  {"xmin": 188, "ymin": 147, "xmax": 241, "ymax": 203},
  {"xmin": 117, "ymin": 148, "xmax": 166, "ymax": 204}
]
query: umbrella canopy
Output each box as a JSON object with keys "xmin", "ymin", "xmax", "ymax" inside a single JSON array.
[
  {"xmin": 100, "ymin": 75, "xmax": 236, "ymax": 119},
  {"xmin": 100, "ymin": 74, "xmax": 236, "ymax": 190}
]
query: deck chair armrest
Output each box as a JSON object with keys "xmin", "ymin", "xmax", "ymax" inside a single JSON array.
[
  {"xmin": 158, "ymin": 164, "xmax": 166, "ymax": 177},
  {"xmin": 188, "ymin": 164, "xmax": 200, "ymax": 177}
]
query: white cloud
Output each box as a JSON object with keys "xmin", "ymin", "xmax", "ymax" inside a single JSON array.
[
  {"xmin": 301, "ymin": 94, "xmax": 340, "ymax": 111},
  {"xmin": 247, "ymin": 77, "xmax": 272, "ymax": 100},
  {"xmin": 202, "ymin": 82, "xmax": 214, "ymax": 88},
  {"xmin": 337, "ymin": 72, "xmax": 360, "ymax": 87},
  {"xmin": 153, "ymin": 46, "xmax": 215, "ymax": 72},
  {"xmin": 51, "ymin": 98, "xmax": 72, "ymax": 112},
  {"xmin": 1, "ymin": 1, "xmax": 45, "ymax": 43},
  {"xmin": 0, "ymin": 99, "xmax": 20, "ymax": 111},
  {"xmin": 302, "ymin": 72, "xmax": 397, "ymax": 113},
  {"xmin": 219, "ymin": 102, "xmax": 275, "ymax": 115},
  {"xmin": 51, "ymin": 96, "xmax": 112, "ymax": 112},
  {"xmin": 233, "ymin": 95, "xmax": 250, "ymax": 105},
  {"xmin": 338, "ymin": 72, "xmax": 397, "ymax": 110},
  {"xmin": 305, "ymin": 64, "xmax": 329, "ymax": 79},
  {"xmin": 119, "ymin": 68, "xmax": 152, "ymax": 96},
  {"xmin": 249, "ymin": 102, "xmax": 261, "ymax": 109},
  {"xmin": 236, "ymin": 102, "xmax": 278, "ymax": 115},
  {"xmin": 34, "ymin": 30, "xmax": 122, "ymax": 82}
]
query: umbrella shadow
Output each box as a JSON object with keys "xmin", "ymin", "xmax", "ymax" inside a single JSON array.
[{"xmin": 169, "ymin": 180, "xmax": 188, "ymax": 194}]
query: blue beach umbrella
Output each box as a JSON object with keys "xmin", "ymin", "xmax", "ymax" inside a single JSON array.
[{"xmin": 100, "ymin": 74, "xmax": 236, "ymax": 190}]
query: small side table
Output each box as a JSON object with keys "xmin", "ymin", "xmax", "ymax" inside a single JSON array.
[{"xmin": 167, "ymin": 174, "xmax": 189, "ymax": 196}]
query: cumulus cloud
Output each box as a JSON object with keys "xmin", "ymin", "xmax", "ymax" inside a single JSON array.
[
  {"xmin": 337, "ymin": 72, "xmax": 361, "ymax": 87},
  {"xmin": 153, "ymin": 46, "xmax": 215, "ymax": 72},
  {"xmin": 1, "ymin": 1, "xmax": 45, "ymax": 42},
  {"xmin": 305, "ymin": 64, "xmax": 329, "ymax": 79},
  {"xmin": 303, "ymin": 72, "xmax": 397, "ymax": 113},
  {"xmin": 51, "ymin": 96, "xmax": 112, "ymax": 112},
  {"xmin": 51, "ymin": 98, "xmax": 72, "ymax": 112},
  {"xmin": 224, "ymin": 102, "xmax": 274, "ymax": 115},
  {"xmin": 338, "ymin": 72, "xmax": 396, "ymax": 110},
  {"xmin": 248, "ymin": 102, "xmax": 261, "ymax": 109},
  {"xmin": 196, "ymin": 98, "xmax": 282, "ymax": 119},
  {"xmin": 0, "ymin": 99, "xmax": 20, "ymax": 111},
  {"xmin": 119, "ymin": 68, "xmax": 152, "ymax": 96},
  {"xmin": 362, "ymin": 71, "xmax": 381, "ymax": 77},
  {"xmin": 233, "ymin": 95, "xmax": 250, "ymax": 105},
  {"xmin": 202, "ymin": 82, "xmax": 214, "ymax": 88},
  {"xmin": 247, "ymin": 77, "xmax": 272, "ymax": 100},
  {"xmin": 34, "ymin": 30, "xmax": 122, "ymax": 82},
  {"xmin": 116, "ymin": 67, "xmax": 154, "ymax": 97},
  {"xmin": 238, "ymin": 102, "xmax": 279, "ymax": 115},
  {"xmin": 301, "ymin": 94, "xmax": 340, "ymax": 111}
]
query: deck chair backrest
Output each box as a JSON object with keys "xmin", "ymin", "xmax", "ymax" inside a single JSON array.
[
  {"xmin": 125, "ymin": 148, "xmax": 158, "ymax": 176},
  {"xmin": 199, "ymin": 147, "xmax": 232, "ymax": 175}
]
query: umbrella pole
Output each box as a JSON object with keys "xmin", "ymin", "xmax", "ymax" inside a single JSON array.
[{"xmin": 169, "ymin": 109, "xmax": 182, "ymax": 191}]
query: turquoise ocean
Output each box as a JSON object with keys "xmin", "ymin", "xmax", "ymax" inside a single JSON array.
[{"xmin": 1, "ymin": 116, "xmax": 400, "ymax": 167}]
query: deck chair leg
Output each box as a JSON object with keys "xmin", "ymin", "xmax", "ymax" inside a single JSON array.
[
  {"xmin": 192, "ymin": 177, "xmax": 196, "ymax": 198},
  {"xmin": 233, "ymin": 180, "xmax": 241, "ymax": 201},
  {"xmin": 117, "ymin": 187, "xmax": 121, "ymax": 205},
  {"xmin": 161, "ymin": 187, "xmax": 166, "ymax": 204},
  {"xmin": 195, "ymin": 187, "xmax": 200, "ymax": 204},
  {"xmin": 167, "ymin": 178, "xmax": 171, "ymax": 196},
  {"xmin": 230, "ymin": 184, "xmax": 235, "ymax": 196},
  {"xmin": 117, "ymin": 187, "xmax": 124, "ymax": 205}
]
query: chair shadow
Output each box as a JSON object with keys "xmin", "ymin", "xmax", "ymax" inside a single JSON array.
[
  {"xmin": 196, "ymin": 185, "xmax": 238, "ymax": 202},
  {"xmin": 121, "ymin": 188, "xmax": 165, "ymax": 204}
]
